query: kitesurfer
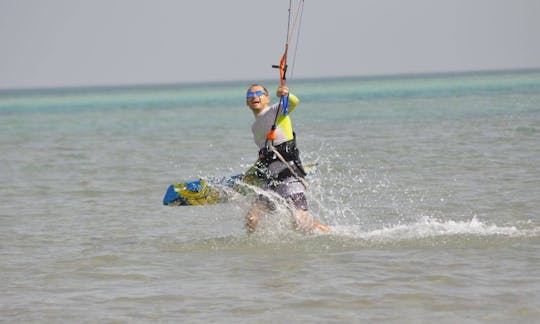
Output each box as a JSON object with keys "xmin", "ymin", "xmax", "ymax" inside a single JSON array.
[{"xmin": 243, "ymin": 84, "xmax": 330, "ymax": 234}]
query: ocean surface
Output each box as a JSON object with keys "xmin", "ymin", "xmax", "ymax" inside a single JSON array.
[{"xmin": 1, "ymin": 70, "xmax": 540, "ymax": 323}]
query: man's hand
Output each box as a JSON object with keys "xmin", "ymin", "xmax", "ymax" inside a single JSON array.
[{"xmin": 276, "ymin": 86, "xmax": 289, "ymax": 98}]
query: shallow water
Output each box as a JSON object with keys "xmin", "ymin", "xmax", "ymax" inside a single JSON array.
[{"xmin": 1, "ymin": 70, "xmax": 540, "ymax": 322}]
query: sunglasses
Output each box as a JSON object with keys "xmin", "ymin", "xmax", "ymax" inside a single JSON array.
[{"xmin": 246, "ymin": 90, "xmax": 267, "ymax": 98}]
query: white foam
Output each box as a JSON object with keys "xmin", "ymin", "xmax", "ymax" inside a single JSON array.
[{"xmin": 330, "ymin": 216, "xmax": 539, "ymax": 242}]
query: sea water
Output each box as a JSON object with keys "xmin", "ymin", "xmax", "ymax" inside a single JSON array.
[{"xmin": 1, "ymin": 70, "xmax": 539, "ymax": 322}]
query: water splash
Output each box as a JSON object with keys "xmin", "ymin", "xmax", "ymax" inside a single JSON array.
[
  {"xmin": 298, "ymin": 142, "xmax": 540, "ymax": 246},
  {"xmin": 331, "ymin": 216, "xmax": 539, "ymax": 242}
]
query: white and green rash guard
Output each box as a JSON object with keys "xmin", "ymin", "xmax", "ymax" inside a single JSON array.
[{"xmin": 251, "ymin": 93, "xmax": 300, "ymax": 149}]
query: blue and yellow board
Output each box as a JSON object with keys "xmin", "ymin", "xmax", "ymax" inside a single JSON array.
[
  {"xmin": 162, "ymin": 175, "xmax": 244, "ymax": 206},
  {"xmin": 163, "ymin": 164, "xmax": 317, "ymax": 207}
]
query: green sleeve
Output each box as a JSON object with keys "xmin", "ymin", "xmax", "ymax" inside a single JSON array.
[{"xmin": 288, "ymin": 93, "xmax": 300, "ymax": 113}]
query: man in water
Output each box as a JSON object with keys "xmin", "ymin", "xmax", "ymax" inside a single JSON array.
[{"xmin": 243, "ymin": 84, "xmax": 330, "ymax": 233}]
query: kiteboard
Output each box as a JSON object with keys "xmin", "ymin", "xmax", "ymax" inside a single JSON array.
[{"xmin": 162, "ymin": 163, "xmax": 317, "ymax": 206}]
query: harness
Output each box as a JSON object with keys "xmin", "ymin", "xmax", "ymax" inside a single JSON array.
[{"xmin": 255, "ymin": 133, "xmax": 307, "ymax": 185}]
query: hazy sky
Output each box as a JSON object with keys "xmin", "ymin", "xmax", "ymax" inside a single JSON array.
[{"xmin": 1, "ymin": 0, "xmax": 539, "ymax": 89}]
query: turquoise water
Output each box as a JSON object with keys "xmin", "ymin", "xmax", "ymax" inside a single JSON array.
[{"xmin": 1, "ymin": 70, "xmax": 540, "ymax": 322}]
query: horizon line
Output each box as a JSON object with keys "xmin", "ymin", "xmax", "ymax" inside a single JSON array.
[{"xmin": 2, "ymin": 67, "xmax": 540, "ymax": 93}]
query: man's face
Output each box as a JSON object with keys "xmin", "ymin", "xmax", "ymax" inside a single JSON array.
[{"xmin": 246, "ymin": 86, "xmax": 270, "ymax": 112}]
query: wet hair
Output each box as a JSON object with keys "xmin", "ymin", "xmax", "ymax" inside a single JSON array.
[{"xmin": 247, "ymin": 84, "xmax": 268, "ymax": 95}]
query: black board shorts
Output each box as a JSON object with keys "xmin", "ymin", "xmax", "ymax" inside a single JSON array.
[{"xmin": 259, "ymin": 176, "xmax": 308, "ymax": 211}]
